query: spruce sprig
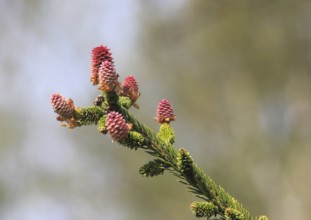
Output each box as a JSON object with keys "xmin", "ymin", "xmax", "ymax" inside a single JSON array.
[{"xmin": 50, "ymin": 45, "xmax": 268, "ymax": 220}]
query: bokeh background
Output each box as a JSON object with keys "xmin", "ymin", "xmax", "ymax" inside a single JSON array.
[{"xmin": 1, "ymin": 0, "xmax": 311, "ymax": 219}]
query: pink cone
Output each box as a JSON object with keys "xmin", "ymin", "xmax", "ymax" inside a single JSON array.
[
  {"xmin": 51, "ymin": 93, "xmax": 75, "ymax": 119},
  {"xmin": 90, "ymin": 45, "xmax": 113, "ymax": 85},
  {"xmin": 106, "ymin": 111, "xmax": 130, "ymax": 141},
  {"xmin": 98, "ymin": 60, "xmax": 119, "ymax": 91},
  {"xmin": 156, "ymin": 99, "xmax": 176, "ymax": 123},
  {"xmin": 121, "ymin": 75, "xmax": 140, "ymax": 103}
]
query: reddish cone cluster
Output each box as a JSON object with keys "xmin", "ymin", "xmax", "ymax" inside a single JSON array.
[
  {"xmin": 106, "ymin": 111, "xmax": 130, "ymax": 141},
  {"xmin": 50, "ymin": 93, "xmax": 75, "ymax": 119},
  {"xmin": 91, "ymin": 45, "xmax": 113, "ymax": 85},
  {"xmin": 156, "ymin": 99, "xmax": 176, "ymax": 124},
  {"xmin": 98, "ymin": 60, "xmax": 119, "ymax": 91},
  {"xmin": 121, "ymin": 75, "xmax": 140, "ymax": 103}
]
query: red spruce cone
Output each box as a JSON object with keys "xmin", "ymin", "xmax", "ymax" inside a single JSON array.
[
  {"xmin": 106, "ymin": 111, "xmax": 130, "ymax": 141},
  {"xmin": 156, "ymin": 99, "xmax": 176, "ymax": 123},
  {"xmin": 51, "ymin": 93, "xmax": 75, "ymax": 119},
  {"xmin": 98, "ymin": 60, "xmax": 119, "ymax": 91},
  {"xmin": 121, "ymin": 75, "xmax": 140, "ymax": 103},
  {"xmin": 91, "ymin": 45, "xmax": 113, "ymax": 85}
]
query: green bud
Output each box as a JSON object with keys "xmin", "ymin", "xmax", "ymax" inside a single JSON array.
[
  {"xmin": 190, "ymin": 201, "xmax": 217, "ymax": 218},
  {"xmin": 225, "ymin": 208, "xmax": 245, "ymax": 220},
  {"xmin": 157, "ymin": 123, "xmax": 175, "ymax": 144},
  {"xmin": 118, "ymin": 96, "xmax": 132, "ymax": 109},
  {"xmin": 97, "ymin": 115, "xmax": 107, "ymax": 134},
  {"xmin": 177, "ymin": 148, "xmax": 193, "ymax": 174},
  {"xmin": 118, "ymin": 131, "xmax": 145, "ymax": 150}
]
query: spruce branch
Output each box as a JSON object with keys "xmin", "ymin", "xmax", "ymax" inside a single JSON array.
[{"xmin": 50, "ymin": 45, "xmax": 268, "ymax": 220}]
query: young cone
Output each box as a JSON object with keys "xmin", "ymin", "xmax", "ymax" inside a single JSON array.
[
  {"xmin": 106, "ymin": 111, "xmax": 130, "ymax": 141},
  {"xmin": 90, "ymin": 45, "xmax": 113, "ymax": 85},
  {"xmin": 155, "ymin": 99, "xmax": 176, "ymax": 123},
  {"xmin": 98, "ymin": 60, "xmax": 119, "ymax": 92},
  {"xmin": 50, "ymin": 93, "xmax": 75, "ymax": 119},
  {"xmin": 121, "ymin": 75, "xmax": 140, "ymax": 103}
]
